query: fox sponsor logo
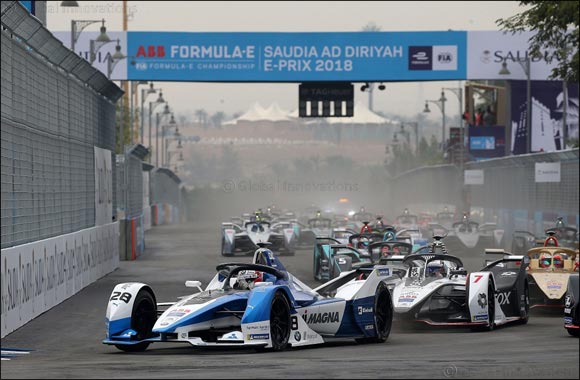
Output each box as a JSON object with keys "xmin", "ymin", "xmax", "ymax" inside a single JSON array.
[
  {"xmin": 496, "ymin": 291, "xmax": 511, "ymax": 306},
  {"xmin": 473, "ymin": 314, "xmax": 488, "ymax": 322},
  {"xmin": 248, "ymin": 333, "xmax": 269, "ymax": 340},
  {"xmin": 302, "ymin": 311, "xmax": 340, "ymax": 324},
  {"xmin": 357, "ymin": 306, "xmax": 373, "ymax": 315}
]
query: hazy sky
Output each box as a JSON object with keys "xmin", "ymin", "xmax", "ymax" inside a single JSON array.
[{"xmin": 45, "ymin": 1, "xmax": 528, "ymax": 122}]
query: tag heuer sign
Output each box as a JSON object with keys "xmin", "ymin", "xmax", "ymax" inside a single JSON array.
[{"xmin": 299, "ymin": 82, "xmax": 353, "ymax": 117}]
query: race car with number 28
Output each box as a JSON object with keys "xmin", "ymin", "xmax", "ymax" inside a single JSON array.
[{"xmin": 103, "ymin": 245, "xmax": 395, "ymax": 352}]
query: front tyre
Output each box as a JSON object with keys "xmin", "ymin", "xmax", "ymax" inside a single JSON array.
[
  {"xmin": 471, "ymin": 280, "xmax": 496, "ymax": 332},
  {"xmin": 268, "ymin": 291, "xmax": 291, "ymax": 351},
  {"xmin": 115, "ymin": 289, "xmax": 156, "ymax": 352},
  {"xmin": 356, "ymin": 282, "xmax": 393, "ymax": 344},
  {"xmin": 566, "ymin": 328, "xmax": 580, "ymax": 337}
]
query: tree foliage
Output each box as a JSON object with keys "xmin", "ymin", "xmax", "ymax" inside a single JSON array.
[{"xmin": 496, "ymin": 1, "xmax": 579, "ymax": 83}]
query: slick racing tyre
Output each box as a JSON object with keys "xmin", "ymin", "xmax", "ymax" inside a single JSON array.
[
  {"xmin": 266, "ymin": 291, "xmax": 291, "ymax": 351},
  {"xmin": 567, "ymin": 328, "xmax": 580, "ymax": 337},
  {"xmin": 471, "ymin": 280, "xmax": 496, "ymax": 332},
  {"xmin": 115, "ymin": 289, "xmax": 157, "ymax": 352},
  {"xmin": 517, "ymin": 282, "xmax": 530, "ymax": 325},
  {"xmin": 356, "ymin": 282, "xmax": 393, "ymax": 344}
]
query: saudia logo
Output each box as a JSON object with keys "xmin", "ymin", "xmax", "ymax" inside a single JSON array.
[{"xmin": 302, "ymin": 311, "xmax": 340, "ymax": 324}]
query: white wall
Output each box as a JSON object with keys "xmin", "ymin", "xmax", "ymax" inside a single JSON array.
[{"xmin": 1, "ymin": 222, "xmax": 119, "ymax": 338}]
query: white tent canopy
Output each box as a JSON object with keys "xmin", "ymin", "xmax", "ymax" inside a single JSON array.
[{"xmin": 223, "ymin": 102, "xmax": 291, "ymax": 124}]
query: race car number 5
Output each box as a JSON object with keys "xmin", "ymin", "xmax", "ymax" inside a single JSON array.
[{"xmin": 473, "ymin": 275, "xmax": 483, "ymax": 283}]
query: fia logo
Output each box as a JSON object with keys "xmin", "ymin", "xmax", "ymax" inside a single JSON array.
[
  {"xmin": 135, "ymin": 63, "xmax": 147, "ymax": 71},
  {"xmin": 437, "ymin": 52, "xmax": 453, "ymax": 63}
]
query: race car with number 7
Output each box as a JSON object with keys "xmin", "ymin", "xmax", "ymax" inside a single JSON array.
[{"xmin": 392, "ymin": 239, "xmax": 531, "ymax": 331}]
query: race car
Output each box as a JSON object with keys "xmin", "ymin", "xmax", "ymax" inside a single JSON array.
[
  {"xmin": 351, "ymin": 207, "xmax": 375, "ymax": 230},
  {"xmin": 296, "ymin": 215, "xmax": 334, "ymax": 248},
  {"xmin": 564, "ymin": 273, "xmax": 579, "ymax": 337},
  {"xmin": 103, "ymin": 246, "xmax": 394, "ymax": 352},
  {"xmin": 331, "ymin": 227, "xmax": 357, "ymax": 245},
  {"xmin": 393, "ymin": 208, "xmax": 420, "ymax": 231},
  {"xmin": 313, "ymin": 237, "xmax": 372, "ymax": 282},
  {"xmin": 521, "ymin": 232, "xmax": 579, "ymax": 307},
  {"xmin": 428, "ymin": 214, "xmax": 504, "ymax": 254},
  {"xmin": 221, "ymin": 220, "xmax": 295, "ymax": 256},
  {"xmin": 392, "ymin": 236, "xmax": 530, "ymax": 330}
]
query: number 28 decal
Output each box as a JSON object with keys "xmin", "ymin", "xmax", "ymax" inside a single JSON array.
[{"xmin": 110, "ymin": 292, "xmax": 132, "ymax": 303}]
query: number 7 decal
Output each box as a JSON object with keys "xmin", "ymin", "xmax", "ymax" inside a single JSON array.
[{"xmin": 473, "ymin": 275, "xmax": 483, "ymax": 283}]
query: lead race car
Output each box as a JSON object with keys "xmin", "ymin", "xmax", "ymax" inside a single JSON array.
[
  {"xmin": 392, "ymin": 236, "xmax": 530, "ymax": 330},
  {"xmin": 221, "ymin": 220, "xmax": 295, "ymax": 256},
  {"xmin": 103, "ymin": 245, "xmax": 394, "ymax": 352}
]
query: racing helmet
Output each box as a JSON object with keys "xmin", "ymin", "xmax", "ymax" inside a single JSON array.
[
  {"xmin": 235, "ymin": 270, "xmax": 263, "ymax": 290},
  {"xmin": 552, "ymin": 254, "xmax": 564, "ymax": 269},
  {"xmin": 539, "ymin": 253, "xmax": 552, "ymax": 268},
  {"xmin": 426, "ymin": 261, "xmax": 445, "ymax": 277}
]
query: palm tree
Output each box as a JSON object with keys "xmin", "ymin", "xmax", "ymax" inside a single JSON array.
[
  {"xmin": 210, "ymin": 111, "xmax": 226, "ymax": 128},
  {"xmin": 194, "ymin": 109, "xmax": 208, "ymax": 128}
]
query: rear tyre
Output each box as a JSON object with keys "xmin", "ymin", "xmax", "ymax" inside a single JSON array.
[
  {"xmin": 268, "ymin": 291, "xmax": 291, "ymax": 351},
  {"xmin": 356, "ymin": 282, "xmax": 393, "ymax": 344},
  {"xmin": 115, "ymin": 289, "xmax": 157, "ymax": 352},
  {"xmin": 566, "ymin": 328, "xmax": 580, "ymax": 337},
  {"xmin": 518, "ymin": 283, "xmax": 530, "ymax": 325}
]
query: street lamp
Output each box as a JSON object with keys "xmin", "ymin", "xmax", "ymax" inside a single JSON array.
[
  {"xmin": 442, "ymin": 85, "xmax": 464, "ymax": 166},
  {"xmin": 360, "ymin": 82, "xmax": 386, "ymax": 112},
  {"xmin": 162, "ymin": 113, "xmax": 179, "ymax": 167},
  {"xmin": 423, "ymin": 90, "xmax": 447, "ymax": 150},
  {"xmin": 499, "ymin": 56, "xmax": 531, "ymax": 154},
  {"xmin": 89, "ymin": 25, "xmax": 116, "ymax": 65},
  {"xmin": 155, "ymin": 103, "xmax": 172, "ymax": 167},
  {"xmin": 141, "ymin": 83, "xmax": 162, "ymax": 147},
  {"xmin": 106, "ymin": 39, "xmax": 125, "ymax": 78},
  {"xmin": 128, "ymin": 81, "xmax": 148, "ymax": 145},
  {"xmin": 148, "ymin": 91, "xmax": 166, "ymax": 163},
  {"xmin": 71, "ymin": 18, "xmax": 109, "ymax": 55},
  {"xmin": 400, "ymin": 121, "xmax": 419, "ymax": 153}
]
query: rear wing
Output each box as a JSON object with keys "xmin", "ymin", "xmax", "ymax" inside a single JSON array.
[
  {"xmin": 222, "ymin": 222, "xmax": 242, "ymax": 230},
  {"xmin": 484, "ymin": 248, "xmax": 527, "ymax": 266}
]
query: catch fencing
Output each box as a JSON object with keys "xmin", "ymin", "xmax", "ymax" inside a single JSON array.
[
  {"xmin": 1, "ymin": 1, "xmax": 122, "ymax": 249},
  {"xmin": 1, "ymin": 1, "xmax": 123, "ymax": 338},
  {"xmin": 392, "ymin": 149, "xmax": 580, "ymax": 241}
]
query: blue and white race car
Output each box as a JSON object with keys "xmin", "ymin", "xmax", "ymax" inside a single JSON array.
[{"xmin": 103, "ymin": 246, "xmax": 394, "ymax": 352}]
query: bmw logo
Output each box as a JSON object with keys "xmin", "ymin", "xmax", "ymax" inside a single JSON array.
[{"xmin": 294, "ymin": 331, "xmax": 301, "ymax": 341}]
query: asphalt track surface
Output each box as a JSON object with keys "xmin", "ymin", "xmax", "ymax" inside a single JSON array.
[{"xmin": 1, "ymin": 222, "xmax": 579, "ymax": 379}]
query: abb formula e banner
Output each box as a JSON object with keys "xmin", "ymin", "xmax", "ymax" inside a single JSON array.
[
  {"xmin": 53, "ymin": 31, "xmax": 466, "ymax": 82},
  {"xmin": 53, "ymin": 30, "xmax": 573, "ymax": 82}
]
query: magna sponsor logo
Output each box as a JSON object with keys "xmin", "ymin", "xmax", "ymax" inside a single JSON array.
[{"xmin": 302, "ymin": 311, "xmax": 340, "ymax": 324}]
